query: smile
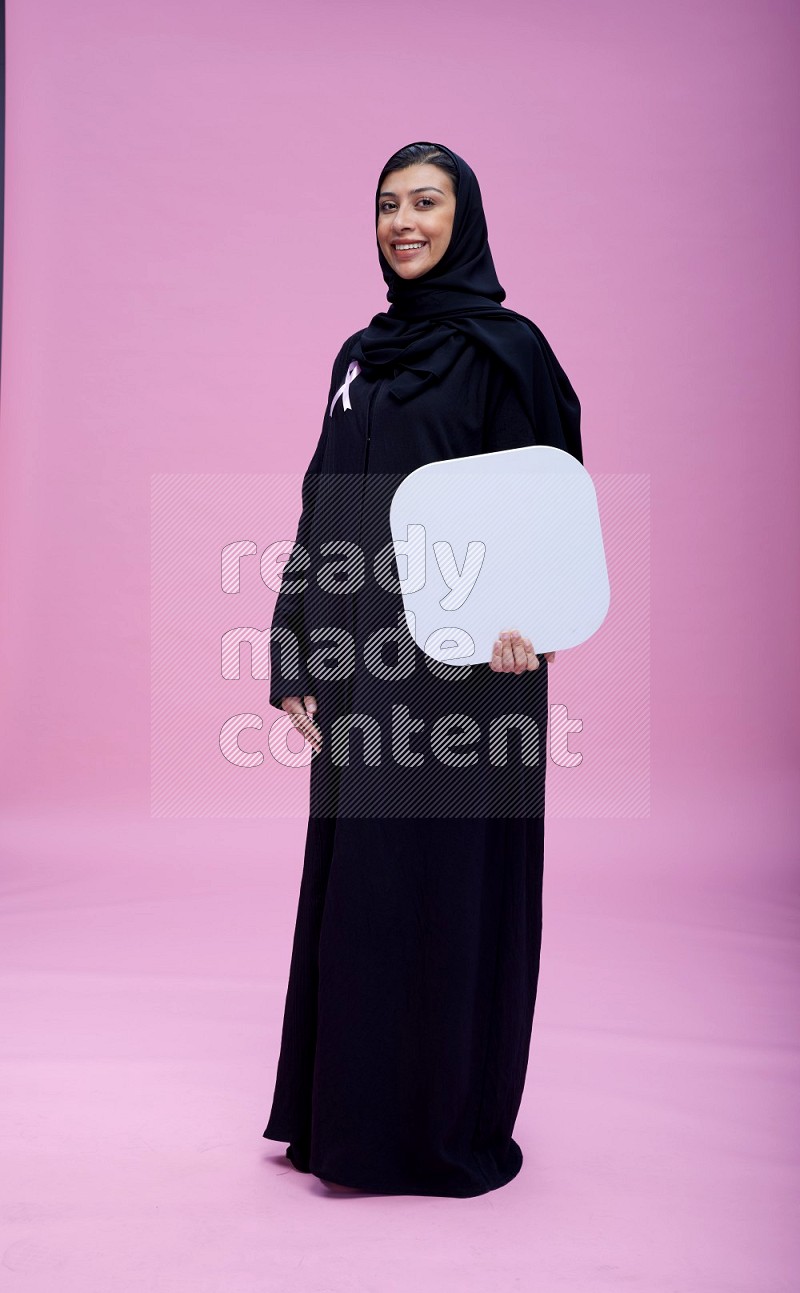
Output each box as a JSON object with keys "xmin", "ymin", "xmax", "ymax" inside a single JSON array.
[{"xmin": 392, "ymin": 242, "xmax": 426, "ymax": 251}]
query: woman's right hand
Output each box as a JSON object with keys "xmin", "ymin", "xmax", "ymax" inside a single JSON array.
[{"xmin": 281, "ymin": 695, "xmax": 323, "ymax": 754}]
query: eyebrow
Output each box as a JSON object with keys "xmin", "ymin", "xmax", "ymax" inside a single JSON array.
[{"xmin": 378, "ymin": 186, "xmax": 446, "ymax": 198}]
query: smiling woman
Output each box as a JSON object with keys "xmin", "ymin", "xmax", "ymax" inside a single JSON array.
[
  {"xmin": 376, "ymin": 159, "xmax": 457, "ymax": 276},
  {"xmin": 261, "ymin": 141, "xmax": 582, "ymax": 1198}
]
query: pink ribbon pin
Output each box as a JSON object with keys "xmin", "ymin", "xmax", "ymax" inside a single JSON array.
[{"xmin": 329, "ymin": 360, "xmax": 361, "ymax": 416}]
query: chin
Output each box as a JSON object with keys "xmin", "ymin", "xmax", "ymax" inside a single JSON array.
[{"xmin": 396, "ymin": 260, "xmax": 437, "ymax": 280}]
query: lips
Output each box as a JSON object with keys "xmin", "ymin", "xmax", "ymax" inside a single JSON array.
[{"xmin": 391, "ymin": 241, "xmax": 427, "ymax": 254}]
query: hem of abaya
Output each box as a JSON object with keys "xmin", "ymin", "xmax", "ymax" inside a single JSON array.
[{"xmin": 262, "ymin": 1124, "xmax": 524, "ymax": 1198}]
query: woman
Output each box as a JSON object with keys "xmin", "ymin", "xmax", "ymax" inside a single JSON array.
[{"xmin": 262, "ymin": 142, "xmax": 582, "ymax": 1197}]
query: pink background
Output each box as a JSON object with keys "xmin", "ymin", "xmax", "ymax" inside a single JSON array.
[{"xmin": 0, "ymin": 0, "xmax": 798, "ymax": 1289}]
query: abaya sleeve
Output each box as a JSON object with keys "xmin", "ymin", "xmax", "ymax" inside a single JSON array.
[
  {"xmin": 482, "ymin": 330, "xmax": 583, "ymax": 464},
  {"xmin": 267, "ymin": 334, "xmax": 359, "ymax": 710}
]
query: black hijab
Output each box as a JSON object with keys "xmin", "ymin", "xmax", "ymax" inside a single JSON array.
[{"xmin": 349, "ymin": 142, "xmax": 583, "ymax": 464}]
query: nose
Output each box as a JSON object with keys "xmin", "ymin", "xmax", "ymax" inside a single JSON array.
[{"xmin": 391, "ymin": 205, "xmax": 415, "ymax": 233}]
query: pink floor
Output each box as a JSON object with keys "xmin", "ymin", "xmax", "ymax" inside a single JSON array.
[{"xmin": 1, "ymin": 772, "xmax": 797, "ymax": 1292}]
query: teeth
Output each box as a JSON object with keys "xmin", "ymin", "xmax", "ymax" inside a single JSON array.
[{"xmin": 394, "ymin": 242, "xmax": 425, "ymax": 251}]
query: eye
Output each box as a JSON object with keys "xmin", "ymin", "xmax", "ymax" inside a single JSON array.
[{"xmin": 378, "ymin": 197, "xmax": 437, "ymax": 214}]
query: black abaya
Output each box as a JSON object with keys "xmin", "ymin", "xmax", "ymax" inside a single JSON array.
[
  {"xmin": 262, "ymin": 143, "xmax": 582, "ymax": 1196},
  {"xmin": 263, "ymin": 334, "xmax": 575, "ymax": 1196}
]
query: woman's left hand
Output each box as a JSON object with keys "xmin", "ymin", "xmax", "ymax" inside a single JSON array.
[{"xmin": 489, "ymin": 629, "xmax": 556, "ymax": 673}]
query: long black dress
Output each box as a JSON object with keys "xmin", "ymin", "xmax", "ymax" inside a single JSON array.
[{"xmin": 262, "ymin": 323, "xmax": 579, "ymax": 1197}]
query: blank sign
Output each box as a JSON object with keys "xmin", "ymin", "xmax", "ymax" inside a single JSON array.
[{"xmin": 389, "ymin": 446, "xmax": 610, "ymax": 663}]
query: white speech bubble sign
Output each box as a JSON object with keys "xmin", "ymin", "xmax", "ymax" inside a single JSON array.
[{"xmin": 389, "ymin": 446, "xmax": 610, "ymax": 663}]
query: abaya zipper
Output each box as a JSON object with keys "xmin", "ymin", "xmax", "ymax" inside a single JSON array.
[
  {"xmin": 343, "ymin": 378, "xmax": 381, "ymax": 727},
  {"xmin": 356, "ymin": 378, "xmax": 380, "ymax": 548}
]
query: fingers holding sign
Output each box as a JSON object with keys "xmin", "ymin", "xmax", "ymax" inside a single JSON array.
[{"xmin": 489, "ymin": 629, "xmax": 556, "ymax": 673}]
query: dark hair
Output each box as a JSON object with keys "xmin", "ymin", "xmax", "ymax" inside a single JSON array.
[{"xmin": 376, "ymin": 142, "xmax": 459, "ymax": 205}]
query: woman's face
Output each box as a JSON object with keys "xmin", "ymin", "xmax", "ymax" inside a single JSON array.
[{"xmin": 376, "ymin": 162, "xmax": 456, "ymax": 280}]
